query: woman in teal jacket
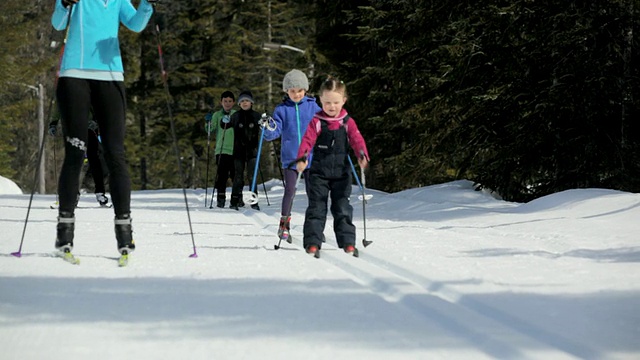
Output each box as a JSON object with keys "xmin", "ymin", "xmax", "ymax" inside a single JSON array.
[{"xmin": 51, "ymin": 0, "xmax": 154, "ymax": 258}]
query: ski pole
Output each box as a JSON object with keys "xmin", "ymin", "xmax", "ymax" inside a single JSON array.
[
  {"xmin": 53, "ymin": 131, "xmax": 59, "ymax": 206},
  {"xmin": 273, "ymin": 142, "xmax": 285, "ymax": 188},
  {"xmin": 204, "ymin": 115, "xmax": 211, "ymax": 207},
  {"xmin": 209, "ymin": 154, "xmax": 221, "ymax": 208},
  {"xmin": 347, "ymin": 155, "xmax": 363, "ymax": 190},
  {"xmin": 152, "ymin": 10, "xmax": 198, "ymax": 258},
  {"xmin": 249, "ymin": 123, "xmax": 265, "ymax": 203},
  {"xmin": 249, "ymin": 114, "xmax": 276, "ymax": 205},
  {"xmin": 12, "ymin": 120, "xmax": 49, "ymax": 258},
  {"xmin": 12, "ymin": 4, "xmax": 74, "ymax": 258},
  {"xmin": 259, "ymin": 166, "xmax": 270, "ymax": 206},
  {"xmin": 359, "ymin": 150, "xmax": 372, "ymax": 247}
]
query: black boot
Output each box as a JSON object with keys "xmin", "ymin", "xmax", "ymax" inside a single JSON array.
[
  {"xmin": 115, "ymin": 214, "xmax": 135, "ymax": 254},
  {"xmin": 216, "ymin": 194, "xmax": 225, "ymax": 208},
  {"xmin": 230, "ymin": 194, "xmax": 242, "ymax": 210},
  {"xmin": 55, "ymin": 211, "xmax": 75, "ymax": 251}
]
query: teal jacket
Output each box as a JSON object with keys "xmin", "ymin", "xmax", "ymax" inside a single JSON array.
[{"xmin": 51, "ymin": 0, "xmax": 153, "ymax": 76}]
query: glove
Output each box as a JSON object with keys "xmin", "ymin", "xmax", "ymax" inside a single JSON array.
[
  {"xmin": 358, "ymin": 150, "xmax": 369, "ymax": 169},
  {"xmin": 295, "ymin": 153, "xmax": 308, "ymax": 173},
  {"xmin": 259, "ymin": 113, "xmax": 272, "ymax": 128},
  {"xmin": 61, "ymin": 0, "xmax": 78, "ymax": 8},
  {"xmin": 48, "ymin": 123, "xmax": 57, "ymax": 136},
  {"xmin": 204, "ymin": 113, "xmax": 212, "ymax": 122}
]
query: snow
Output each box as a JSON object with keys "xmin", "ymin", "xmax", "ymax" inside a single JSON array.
[
  {"xmin": 1, "ymin": 175, "xmax": 639, "ymax": 359},
  {"xmin": 0, "ymin": 175, "xmax": 22, "ymax": 194}
]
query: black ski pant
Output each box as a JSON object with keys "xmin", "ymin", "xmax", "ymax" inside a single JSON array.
[
  {"xmin": 231, "ymin": 157, "xmax": 256, "ymax": 205},
  {"xmin": 303, "ymin": 172, "xmax": 355, "ymax": 249},
  {"xmin": 56, "ymin": 77, "xmax": 131, "ymax": 216},
  {"xmin": 214, "ymin": 154, "xmax": 234, "ymax": 200}
]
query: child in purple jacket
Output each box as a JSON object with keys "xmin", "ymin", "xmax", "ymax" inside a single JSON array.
[{"xmin": 264, "ymin": 69, "xmax": 321, "ymax": 241}]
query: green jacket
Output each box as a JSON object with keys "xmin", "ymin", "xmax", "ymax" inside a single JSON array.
[{"xmin": 210, "ymin": 109, "xmax": 236, "ymax": 156}]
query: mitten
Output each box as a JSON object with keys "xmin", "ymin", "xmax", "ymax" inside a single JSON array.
[
  {"xmin": 61, "ymin": 0, "xmax": 78, "ymax": 8},
  {"xmin": 48, "ymin": 123, "xmax": 57, "ymax": 136}
]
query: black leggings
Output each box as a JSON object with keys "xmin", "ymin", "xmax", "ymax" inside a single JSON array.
[
  {"xmin": 86, "ymin": 129, "xmax": 106, "ymax": 194},
  {"xmin": 56, "ymin": 77, "xmax": 131, "ymax": 216}
]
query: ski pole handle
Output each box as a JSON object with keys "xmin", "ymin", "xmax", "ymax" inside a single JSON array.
[
  {"xmin": 287, "ymin": 153, "xmax": 308, "ymax": 169},
  {"xmin": 260, "ymin": 113, "xmax": 277, "ymax": 130},
  {"xmin": 358, "ymin": 149, "xmax": 368, "ymax": 170}
]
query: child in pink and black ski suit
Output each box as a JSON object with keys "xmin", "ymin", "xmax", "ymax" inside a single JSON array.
[{"xmin": 296, "ymin": 76, "xmax": 369, "ymax": 255}]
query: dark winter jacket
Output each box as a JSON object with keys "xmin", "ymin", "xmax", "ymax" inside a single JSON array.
[
  {"xmin": 264, "ymin": 95, "xmax": 321, "ymax": 169},
  {"xmin": 231, "ymin": 109, "xmax": 261, "ymax": 160}
]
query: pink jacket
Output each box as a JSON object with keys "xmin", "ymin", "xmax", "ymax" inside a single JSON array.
[{"xmin": 297, "ymin": 109, "xmax": 369, "ymax": 161}]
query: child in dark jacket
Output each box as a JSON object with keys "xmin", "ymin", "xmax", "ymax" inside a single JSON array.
[
  {"xmin": 295, "ymin": 76, "xmax": 369, "ymax": 256},
  {"xmin": 229, "ymin": 90, "xmax": 261, "ymax": 210},
  {"xmin": 264, "ymin": 69, "xmax": 322, "ymax": 241}
]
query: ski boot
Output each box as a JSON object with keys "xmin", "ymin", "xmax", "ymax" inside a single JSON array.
[
  {"xmin": 55, "ymin": 211, "xmax": 75, "ymax": 252},
  {"xmin": 277, "ymin": 216, "xmax": 291, "ymax": 243},
  {"xmin": 216, "ymin": 194, "xmax": 225, "ymax": 208},
  {"xmin": 229, "ymin": 194, "xmax": 242, "ymax": 210},
  {"xmin": 305, "ymin": 244, "xmax": 319, "ymax": 255},
  {"xmin": 305, "ymin": 244, "xmax": 321, "ymax": 258},
  {"xmin": 96, "ymin": 193, "xmax": 109, "ymax": 207},
  {"xmin": 343, "ymin": 244, "xmax": 359, "ymax": 257},
  {"xmin": 115, "ymin": 214, "xmax": 135, "ymax": 254}
]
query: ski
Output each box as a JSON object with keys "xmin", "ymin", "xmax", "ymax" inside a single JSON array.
[
  {"xmin": 56, "ymin": 249, "xmax": 80, "ymax": 265},
  {"xmin": 305, "ymin": 248, "xmax": 321, "ymax": 258},
  {"xmin": 274, "ymin": 236, "xmax": 291, "ymax": 250},
  {"xmin": 118, "ymin": 252, "xmax": 129, "ymax": 267},
  {"xmin": 50, "ymin": 203, "xmax": 113, "ymax": 209},
  {"xmin": 273, "ymin": 232, "xmax": 293, "ymax": 250}
]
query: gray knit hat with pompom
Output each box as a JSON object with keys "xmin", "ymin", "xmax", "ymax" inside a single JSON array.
[{"xmin": 282, "ymin": 69, "xmax": 309, "ymax": 91}]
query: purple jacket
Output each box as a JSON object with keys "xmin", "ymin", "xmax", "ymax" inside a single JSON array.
[{"xmin": 264, "ymin": 96, "xmax": 321, "ymax": 169}]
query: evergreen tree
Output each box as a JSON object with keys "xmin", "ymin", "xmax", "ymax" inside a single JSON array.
[
  {"xmin": 313, "ymin": 0, "xmax": 640, "ymax": 201},
  {"xmin": 0, "ymin": 1, "xmax": 60, "ymax": 191},
  {"xmin": 2, "ymin": 0, "xmax": 638, "ymax": 201}
]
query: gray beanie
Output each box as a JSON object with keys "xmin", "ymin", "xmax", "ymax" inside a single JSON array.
[
  {"xmin": 238, "ymin": 90, "xmax": 254, "ymax": 104},
  {"xmin": 282, "ymin": 69, "xmax": 309, "ymax": 91}
]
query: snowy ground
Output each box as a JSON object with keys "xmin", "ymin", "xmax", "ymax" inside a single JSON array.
[{"xmin": 1, "ymin": 176, "xmax": 639, "ymax": 359}]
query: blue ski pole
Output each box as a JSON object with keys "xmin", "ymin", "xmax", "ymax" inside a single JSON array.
[{"xmin": 248, "ymin": 114, "xmax": 276, "ymax": 206}]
